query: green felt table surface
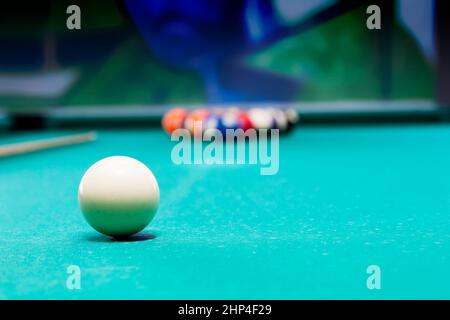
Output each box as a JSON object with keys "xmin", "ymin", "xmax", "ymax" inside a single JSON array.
[{"xmin": 0, "ymin": 124, "xmax": 449, "ymax": 299}]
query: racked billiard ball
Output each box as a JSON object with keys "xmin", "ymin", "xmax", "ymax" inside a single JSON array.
[
  {"xmin": 184, "ymin": 108, "xmax": 210, "ymax": 138},
  {"xmin": 269, "ymin": 107, "xmax": 288, "ymax": 132},
  {"xmin": 202, "ymin": 114, "xmax": 220, "ymax": 140},
  {"xmin": 217, "ymin": 110, "xmax": 240, "ymax": 134},
  {"xmin": 78, "ymin": 156, "xmax": 160, "ymax": 238},
  {"xmin": 162, "ymin": 107, "xmax": 188, "ymax": 134},
  {"xmin": 248, "ymin": 108, "xmax": 275, "ymax": 130},
  {"xmin": 284, "ymin": 108, "xmax": 299, "ymax": 132},
  {"xmin": 237, "ymin": 110, "xmax": 253, "ymax": 131}
]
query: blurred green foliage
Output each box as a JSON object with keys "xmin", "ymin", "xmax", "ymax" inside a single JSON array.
[{"xmin": 62, "ymin": 38, "xmax": 206, "ymax": 106}]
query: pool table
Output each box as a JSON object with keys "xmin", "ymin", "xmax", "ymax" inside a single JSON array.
[{"xmin": 0, "ymin": 123, "xmax": 449, "ymax": 299}]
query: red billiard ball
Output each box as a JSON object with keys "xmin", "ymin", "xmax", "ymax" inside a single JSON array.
[{"xmin": 269, "ymin": 108, "xmax": 288, "ymax": 132}]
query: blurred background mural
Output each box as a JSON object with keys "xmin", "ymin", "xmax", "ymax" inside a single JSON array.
[{"xmin": 0, "ymin": 0, "xmax": 440, "ymax": 108}]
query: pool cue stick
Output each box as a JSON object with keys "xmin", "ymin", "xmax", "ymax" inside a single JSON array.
[{"xmin": 0, "ymin": 132, "xmax": 97, "ymax": 158}]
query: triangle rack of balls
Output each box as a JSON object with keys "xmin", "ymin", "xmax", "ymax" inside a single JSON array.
[{"xmin": 162, "ymin": 106, "xmax": 299, "ymax": 137}]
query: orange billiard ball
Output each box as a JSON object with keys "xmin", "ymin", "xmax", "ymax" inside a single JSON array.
[{"xmin": 162, "ymin": 108, "xmax": 188, "ymax": 134}]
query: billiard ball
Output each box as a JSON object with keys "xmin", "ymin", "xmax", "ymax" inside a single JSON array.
[
  {"xmin": 217, "ymin": 110, "xmax": 240, "ymax": 134},
  {"xmin": 184, "ymin": 108, "xmax": 209, "ymax": 138},
  {"xmin": 78, "ymin": 156, "xmax": 160, "ymax": 238},
  {"xmin": 284, "ymin": 108, "xmax": 299, "ymax": 132},
  {"xmin": 269, "ymin": 108, "xmax": 288, "ymax": 132},
  {"xmin": 202, "ymin": 114, "xmax": 220, "ymax": 139},
  {"xmin": 209, "ymin": 107, "xmax": 226, "ymax": 117},
  {"xmin": 237, "ymin": 110, "xmax": 253, "ymax": 131},
  {"xmin": 248, "ymin": 108, "xmax": 275, "ymax": 130},
  {"xmin": 162, "ymin": 107, "xmax": 188, "ymax": 134}
]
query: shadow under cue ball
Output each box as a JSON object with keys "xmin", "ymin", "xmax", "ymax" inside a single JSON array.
[{"xmin": 78, "ymin": 156, "xmax": 160, "ymax": 238}]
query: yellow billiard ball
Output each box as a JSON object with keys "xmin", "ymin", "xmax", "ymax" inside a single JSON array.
[{"xmin": 78, "ymin": 156, "xmax": 159, "ymax": 238}]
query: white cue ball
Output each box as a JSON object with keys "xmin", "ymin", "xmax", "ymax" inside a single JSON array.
[
  {"xmin": 248, "ymin": 108, "xmax": 274, "ymax": 129},
  {"xmin": 285, "ymin": 108, "xmax": 299, "ymax": 124},
  {"xmin": 78, "ymin": 156, "xmax": 160, "ymax": 237}
]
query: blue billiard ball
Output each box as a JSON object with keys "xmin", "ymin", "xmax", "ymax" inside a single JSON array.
[
  {"xmin": 217, "ymin": 111, "xmax": 240, "ymax": 135},
  {"xmin": 284, "ymin": 108, "xmax": 299, "ymax": 132}
]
